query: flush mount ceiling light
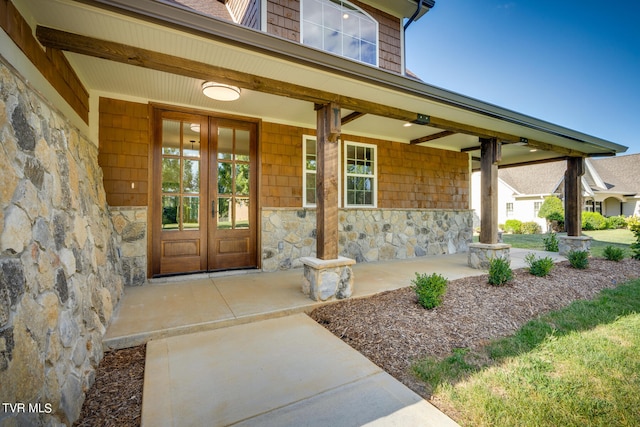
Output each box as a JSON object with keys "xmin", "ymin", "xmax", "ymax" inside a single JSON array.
[{"xmin": 202, "ymin": 82, "xmax": 241, "ymax": 101}]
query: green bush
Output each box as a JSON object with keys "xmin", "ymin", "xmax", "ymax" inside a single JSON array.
[
  {"xmin": 537, "ymin": 196, "xmax": 564, "ymax": 221},
  {"xmin": 488, "ymin": 257, "xmax": 513, "ymax": 286},
  {"xmin": 525, "ymin": 253, "xmax": 554, "ymax": 277},
  {"xmin": 603, "ymin": 245, "xmax": 625, "ymax": 262},
  {"xmin": 504, "ymin": 219, "xmax": 523, "ymax": 234},
  {"xmin": 603, "ymin": 215, "xmax": 627, "ymax": 230},
  {"xmin": 521, "ymin": 221, "xmax": 542, "ymax": 234},
  {"xmin": 629, "ymin": 217, "xmax": 640, "ymax": 260},
  {"xmin": 582, "ymin": 211, "xmax": 606, "ymax": 230},
  {"xmin": 412, "ymin": 272, "xmax": 448, "ymax": 309},
  {"xmin": 543, "ymin": 232, "xmax": 559, "ymax": 252},
  {"xmin": 567, "ymin": 250, "xmax": 589, "ymax": 269}
]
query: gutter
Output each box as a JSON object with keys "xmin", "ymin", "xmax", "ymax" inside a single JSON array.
[{"xmin": 72, "ymin": 0, "xmax": 625, "ymax": 154}]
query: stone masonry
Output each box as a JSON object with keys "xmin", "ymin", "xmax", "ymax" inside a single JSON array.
[
  {"xmin": 0, "ymin": 61, "xmax": 123, "ymax": 425},
  {"xmin": 262, "ymin": 208, "xmax": 473, "ymax": 272},
  {"xmin": 110, "ymin": 207, "xmax": 147, "ymax": 286}
]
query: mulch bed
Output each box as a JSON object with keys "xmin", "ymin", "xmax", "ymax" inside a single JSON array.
[{"xmin": 74, "ymin": 258, "xmax": 640, "ymax": 425}]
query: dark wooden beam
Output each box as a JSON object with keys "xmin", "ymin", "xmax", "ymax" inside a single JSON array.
[
  {"xmin": 461, "ymin": 145, "xmax": 481, "ymax": 152},
  {"xmin": 479, "ymin": 137, "xmax": 500, "ymax": 244},
  {"xmin": 341, "ymin": 111, "xmax": 365, "ymax": 125},
  {"xmin": 410, "ymin": 130, "xmax": 455, "ymax": 145},
  {"xmin": 565, "ymin": 157, "xmax": 585, "ymax": 236},
  {"xmin": 316, "ymin": 103, "xmax": 340, "ymax": 260},
  {"xmin": 35, "ymin": 26, "xmax": 590, "ymax": 158}
]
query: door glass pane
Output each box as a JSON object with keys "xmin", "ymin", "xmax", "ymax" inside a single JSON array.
[
  {"xmin": 162, "ymin": 195, "xmax": 180, "ymax": 230},
  {"xmin": 183, "ymin": 122, "xmax": 201, "ymax": 158},
  {"xmin": 217, "ymin": 162, "xmax": 233, "ymax": 194},
  {"xmin": 182, "ymin": 196, "xmax": 199, "ymax": 230},
  {"xmin": 217, "ymin": 197, "xmax": 231, "ymax": 229},
  {"xmin": 183, "ymin": 159, "xmax": 200, "ymax": 193},
  {"xmin": 162, "ymin": 158, "xmax": 180, "ymax": 192},
  {"xmin": 162, "ymin": 119, "xmax": 180, "ymax": 155},
  {"xmin": 218, "ymin": 127, "xmax": 233, "ymax": 160},
  {"xmin": 236, "ymin": 130, "xmax": 250, "ymax": 161},
  {"xmin": 235, "ymin": 198, "xmax": 249, "ymax": 229},
  {"xmin": 235, "ymin": 164, "xmax": 249, "ymax": 196}
]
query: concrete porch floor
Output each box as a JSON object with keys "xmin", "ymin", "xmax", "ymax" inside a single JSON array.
[{"xmin": 104, "ymin": 248, "xmax": 565, "ymax": 350}]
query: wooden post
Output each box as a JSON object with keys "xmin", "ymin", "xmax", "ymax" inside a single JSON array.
[
  {"xmin": 479, "ymin": 137, "xmax": 501, "ymax": 244},
  {"xmin": 565, "ymin": 157, "xmax": 585, "ymax": 236},
  {"xmin": 316, "ymin": 103, "xmax": 341, "ymax": 260}
]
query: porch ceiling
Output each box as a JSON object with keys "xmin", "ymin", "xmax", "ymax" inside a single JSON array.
[{"xmin": 16, "ymin": 0, "xmax": 627, "ymax": 169}]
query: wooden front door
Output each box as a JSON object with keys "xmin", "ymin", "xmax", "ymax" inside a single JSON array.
[{"xmin": 152, "ymin": 110, "xmax": 258, "ymax": 276}]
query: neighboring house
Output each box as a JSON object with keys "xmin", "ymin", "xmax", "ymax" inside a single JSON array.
[
  {"xmin": 0, "ymin": 0, "xmax": 627, "ymax": 424},
  {"xmin": 471, "ymin": 153, "xmax": 640, "ymax": 232}
]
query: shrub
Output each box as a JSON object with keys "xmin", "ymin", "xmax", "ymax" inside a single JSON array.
[
  {"xmin": 537, "ymin": 196, "xmax": 564, "ymax": 220},
  {"xmin": 412, "ymin": 272, "xmax": 448, "ymax": 309},
  {"xmin": 629, "ymin": 218, "xmax": 640, "ymax": 260},
  {"xmin": 504, "ymin": 219, "xmax": 523, "ymax": 234},
  {"xmin": 525, "ymin": 253, "xmax": 554, "ymax": 277},
  {"xmin": 603, "ymin": 215, "xmax": 627, "ymax": 230},
  {"xmin": 603, "ymin": 245, "xmax": 625, "ymax": 262},
  {"xmin": 521, "ymin": 221, "xmax": 542, "ymax": 234},
  {"xmin": 543, "ymin": 232, "xmax": 559, "ymax": 252},
  {"xmin": 567, "ymin": 250, "xmax": 589, "ymax": 269},
  {"xmin": 488, "ymin": 257, "xmax": 513, "ymax": 286},
  {"xmin": 582, "ymin": 211, "xmax": 606, "ymax": 230}
]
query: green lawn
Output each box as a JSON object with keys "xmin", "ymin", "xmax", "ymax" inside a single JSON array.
[
  {"xmin": 474, "ymin": 229, "xmax": 635, "ymax": 258},
  {"xmin": 413, "ymin": 278, "xmax": 640, "ymax": 427}
]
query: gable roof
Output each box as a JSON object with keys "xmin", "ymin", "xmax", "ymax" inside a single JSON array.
[
  {"xmin": 590, "ymin": 153, "xmax": 640, "ymax": 195},
  {"xmin": 499, "ymin": 161, "xmax": 566, "ymax": 195}
]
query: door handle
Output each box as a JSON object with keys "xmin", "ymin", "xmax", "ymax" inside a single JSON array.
[{"xmin": 211, "ymin": 200, "xmax": 216, "ymax": 218}]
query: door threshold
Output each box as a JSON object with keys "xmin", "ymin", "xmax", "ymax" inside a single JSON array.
[{"xmin": 150, "ymin": 268, "xmax": 260, "ymax": 284}]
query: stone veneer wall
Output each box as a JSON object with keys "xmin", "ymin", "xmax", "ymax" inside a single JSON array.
[
  {"xmin": 262, "ymin": 208, "xmax": 473, "ymax": 272},
  {"xmin": 0, "ymin": 62, "xmax": 123, "ymax": 425},
  {"xmin": 110, "ymin": 207, "xmax": 147, "ymax": 286}
]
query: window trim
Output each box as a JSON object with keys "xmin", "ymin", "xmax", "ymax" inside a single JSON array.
[
  {"xmin": 300, "ymin": 0, "xmax": 379, "ymax": 67},
  {"xmin": 302, "ymin": 135, "xmax": 342, "ymax": 208},
  {"xmin": 506, "ymin": 202, "xmax": 514, "ymax": 217},
  {"xmin": 343, "ymin": 140, "xmax": 377, "ymax": 208}
]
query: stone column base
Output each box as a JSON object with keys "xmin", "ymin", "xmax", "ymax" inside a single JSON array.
[
  {"xmin": 468, "ymin": 243, "xmax": 511, "ymax": 270},
  {"xmin": 558, "ymin": 235, "xmax": 592, "ymax": 256},
  {"xmin": 300, "ymin": 256, "xmax": 356, "ymax": 301}
]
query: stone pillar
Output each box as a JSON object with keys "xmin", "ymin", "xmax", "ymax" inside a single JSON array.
[
  {"xmin": 565, "ymin": 157, "xmax": 585, "ymax": 236},
  {"xmin": 468, "ymin": 243, "xmax": 511, "ymax": 270},
  {"xmin": 558, "ymin": 235, "xmax": 592, "ymax": 256},
  {"xmin": 301, "ymin": 256, "xmax": 355, "ymax": 301}
]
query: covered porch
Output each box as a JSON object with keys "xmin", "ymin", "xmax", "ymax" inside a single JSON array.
[{"xmin": 104, "ymin": 248, "xmax": 566, "ymax": 350}]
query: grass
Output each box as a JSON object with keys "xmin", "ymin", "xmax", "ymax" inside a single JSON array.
[
  {"xmin": 412, "ymin": 278, "xmax": 640, "ymax": 427},
  {"xmin": 474, "ymin": 229, "xmax": 635, "ymax": 258}
]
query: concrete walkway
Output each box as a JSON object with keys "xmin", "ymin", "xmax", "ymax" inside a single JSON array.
[
  {"xmin": 142, "ymin": 314, "xmax": 460, "ymax": 427},
  {"xmin": 106, "ymin": 249, "xmax": 565, "ymax": 427},
  {"xmin": 105, "ymin": 249, "xmax": 565, "ymax": 349}
]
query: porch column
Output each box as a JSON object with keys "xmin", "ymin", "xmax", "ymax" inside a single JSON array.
[
  {"xmin": 315, "ymin": 102, "xmax": 340, "ymax": 259},
  {"xmin": 469, "ymin": 137, "xmax": 510, "ymax": 269},
  {"xmin": 560, "ymin": 157, "xmax": 591, "ymax": 254},
  {"xmin": 301, "ymin": 102, "xmax": 355, "ymax": 301},
  {"xmin": 564, "ymin": 157, "xmax": 584, "ymax": 236},
  {"xmin": 479, "ymin": 137, "xmax": 500, "ymax": 244}
]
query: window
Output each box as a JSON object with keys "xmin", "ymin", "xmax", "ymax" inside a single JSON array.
[
  {"xmin": 344, "ymin": 141, "xmax": 376, "ymax": 207},
  {"xmin": 506, "ymin": 202, "xmax": 514, "ymax": 217},
  {"xmin": 302, "ymin": 0, "xmax": 378, "ymax": 66},
  {"xmin": 534, "ymin": 201, "xmax": 542, "ymax": 218},
  {"xmin": 303, "ymin": 135, "xmax": 317, "ymax": 206}
]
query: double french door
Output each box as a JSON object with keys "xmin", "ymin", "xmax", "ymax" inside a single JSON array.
[{"xmin": 152, "ymin": 110, "xmax": 257, "ymax": 275}]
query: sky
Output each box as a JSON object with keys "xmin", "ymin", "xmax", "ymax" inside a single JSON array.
[{"xmin": 404, "ymin": 0, "xmax": 640, "ymax": 154}]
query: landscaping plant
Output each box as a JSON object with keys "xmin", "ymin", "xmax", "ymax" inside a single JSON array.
[
  {"xmin": 603, "ymin": 245, "xmax": 625, "ymax": 262},
  {"xmin": 488, "ymin": 257, "xmax": 513, "ymax": 286},
  {"xmin": 630, "ymin": 218, "xmax": 640, "ymax": 260},
  {"xmin": 537, "ymin": 196, "xmax": 564, "ymax": 231},
  {"xmin": 567, "ymin": 249, "xmax": 589, "ymax": 269},
  {"xmin": 542, "ymin": 232, "xmax": 559, "ymax": 252},
  {"xmin": 521, "ymin": 221, "xmax": 542, "ymax": 235},
  {"xmin": 412, "ymin": 272, "xmax": 448, "ymax": 309},
  {"xmin": 524, "ymin": 253, "xmax": 554, "ymax": 277},
  {"xmin": 503, "ymin": 219, "xmax": 522, "ymax": 234}
]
